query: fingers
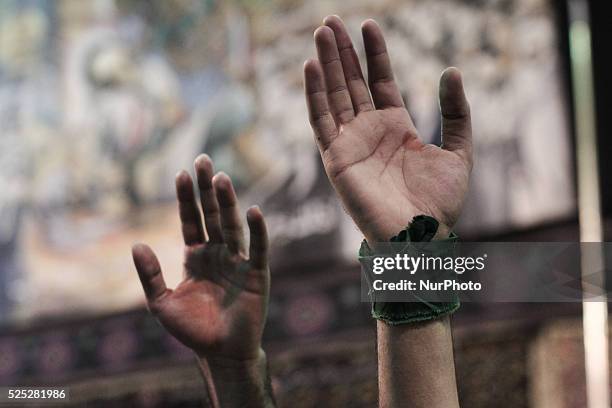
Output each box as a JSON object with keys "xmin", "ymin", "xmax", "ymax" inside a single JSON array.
[
  {"xmin": 175, "ymin": 170, "xmax": 205, "ymax": 246},
  {"xmin": 323, "ymin": 16, "xmax": 374, "ymax": 114},
  {"xmin": 314, "ymin": 26, "xmax": 355, "ymax": 125},
  {"xmin": 246, "ymin": 206, "xmax": 268, "ymax": 270},
  {"xmin": 194, "ymin": 154, "xmax": 223, "ymax": 243},
  {"xmin": 439, "ymin": 67, "xmax": 472, "ymax": 163},
  {"xmin": 132, "ymin": 243, "xmax": 168, "ymax": 303},
  {"xmin": 361, "ymin": 19, "xmax": 404, "ymax": 109},
  {"xmin": 304, "ymin": 59, "xmax": 338, "ymax": 151},
  {"xmin": 213, "ymin": 172, "xmax": 246, "ymax": 256}
]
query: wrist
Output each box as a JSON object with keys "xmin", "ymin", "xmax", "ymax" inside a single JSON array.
[
  {"xmin": 200, "ymin": 348, "xmax": 268, "ymax": 384},
  {"xmin": 365, "ymin": 218, "xmax": 453, "ymax": 244},
  {"xmin": 198, "ymin": 349, "xmax": 274, "ymax": 407},
  {"xmin": 360, "ymin": 215, "xmax": 460, "ymax": 326}
]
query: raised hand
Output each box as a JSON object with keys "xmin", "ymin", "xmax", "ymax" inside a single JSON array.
[
  {"xmin": 132, "ymin": 154, "xmax": 269, "ymax": 363},
  {"xmin": 304, "ymin": 16, "xmax": 472, "ymax": 242}
]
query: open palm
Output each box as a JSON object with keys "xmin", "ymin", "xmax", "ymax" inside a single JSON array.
[
  {"xmin": 132, "ymin": 155, "xmax": 269, "ymax": 362},
  {"xmin": 304, "ymin": 17, "xmax": 472, "ymax": 242}
]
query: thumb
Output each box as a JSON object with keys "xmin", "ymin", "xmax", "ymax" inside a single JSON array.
[
  {"xmin": 439, "ymin": 67, "xmax": 472, "ymax": 163},
  {"xmin": 132, "ymin": 243, "xmax": 168, "ymax": 304}
]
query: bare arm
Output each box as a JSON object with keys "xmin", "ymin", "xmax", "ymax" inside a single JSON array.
[
  {"xmin": 377, "ymin": 318, "xmax": 459, "ymax": 408},
  {"xmin": 304, "ymin": 15, "xmax": 472, "ymax": 407}
]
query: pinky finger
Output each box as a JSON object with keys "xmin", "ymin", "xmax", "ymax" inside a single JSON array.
[
  {"xmin": 132, "ymin": 243, "xmax": 168, "ymax": 304},
  {"xmin": 246, "ymin": 206, "xmax": 269, "ymax": 270},
  {"xmin": 304, "ymin": 59, "xmax": 338, "ymax": 151}
]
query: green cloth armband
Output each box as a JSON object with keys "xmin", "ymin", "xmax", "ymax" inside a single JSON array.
[{"xmin": 359, "ymin": 215, "xmax": 460, "ymax": 326}]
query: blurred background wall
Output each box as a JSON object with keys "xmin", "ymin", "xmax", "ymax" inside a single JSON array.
[{"xmin": 0, "ymin": 0, "xmax": 609, "ymax": 407}]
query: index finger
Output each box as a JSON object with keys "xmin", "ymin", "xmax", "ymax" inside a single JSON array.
[
  {"xmin": 195, "ymin": 154, "xmax": 224, "ymax": 244},
  {"xmin": 175, "ymin": 170, "xmax": 205, "ymax": 246}
]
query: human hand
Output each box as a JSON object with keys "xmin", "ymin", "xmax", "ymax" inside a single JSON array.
[
  {"xmin": 132, "ymin": 154, "xmax": 269, "ymax": 364},
  {"xmin": 304, "ymin": 16, "xmax": 472, "ymax": 242}
]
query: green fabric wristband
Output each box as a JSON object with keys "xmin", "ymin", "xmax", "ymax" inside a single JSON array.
[{"xmin": 359, "ymin": 215, "xmax": 460, "ymax": 326}]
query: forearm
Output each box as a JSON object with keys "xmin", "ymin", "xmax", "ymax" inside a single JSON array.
[
  {"xmin": 198, "ymin": 349, "xmax": 276, "ymax": 408},
  {"xmin": 377, "ymin": 316, "xmax": 459, "ymax": 408}
]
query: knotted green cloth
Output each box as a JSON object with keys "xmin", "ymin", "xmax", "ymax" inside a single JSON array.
[{"xmin": 359, "ymin": 215, "xmax": 460, "ymax": 325}]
